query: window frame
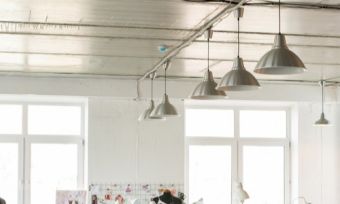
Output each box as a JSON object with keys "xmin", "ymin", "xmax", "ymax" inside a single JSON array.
[
  {"xmin": 185, "ymin": 104, "xmax": 291, "ymax": 204},
  {"xmin": 0, "ymin": 99, "xmax": 86, "ymax": 204},
  {"xmin": 187, "ymin": 143, "xmax": 235, "ymax": 204}
]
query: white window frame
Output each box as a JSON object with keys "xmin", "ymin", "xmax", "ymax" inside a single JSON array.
[
  {"xmin": 185, "ymin": 104, "xmax": 291, "ymax": 204},
  {"xmin": 0, "ymin": 99, "xmax": 86, "ymax": 204}
]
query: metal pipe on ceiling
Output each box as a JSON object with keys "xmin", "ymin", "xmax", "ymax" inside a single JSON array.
[
  {"xmin": 1, "ymin": 21, "xmax": 340, "ymax": 40},
  {"xmin": 2, "ymin": 49, "xmax": 340, "ymax": 67},
  {"xmin": 148, "ymin": 75, "xmax": 338, "ymax": 84},
  {"xmin": 213, "ymin": 30, "xmax": 340, "ymax": 40},
  {"xmin": 0, "ymin": 0, "xmax": 337, "ymax": 32},
  {"xmin": 0, "ymin": 69, "xmax": 337, "ymax": 87},
  {"xmin": 187, "ymin": 0, "xmax": 340, "ymax": 10},
  {"xmin": 244, "ymin": 1, "xmax": 340, "ymax": 10},
  {"xmin": 136, "ymin": 0, "xmax": 248, "ymax": 99},
  {"xmin": 2, "ymin": 49, "xmax": 340, "ymax": 68},
  {"xmin": 1, "ymin": 29, "xmax": 340, "ymax": 40},
  {"xmin": 2, "ymin": 31, "xmax": 340, "ymax": 50}
]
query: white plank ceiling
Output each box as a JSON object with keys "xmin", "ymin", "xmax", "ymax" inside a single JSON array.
[{"xmin": 0, "ymin": 0, "xmax": 340, "ymax": 82}]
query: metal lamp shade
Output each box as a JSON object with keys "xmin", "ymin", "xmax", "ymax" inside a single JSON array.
[
  {"xmin": 151, "ymin": 94, "xmax": 179, "ymax": 117},
  {"xmin": 138, "ymin": 100, "xmax": 165, "ymax": 121},
  {"xmin": 315, "ymin": 112, "xmax": 330, "ymax": 126},
  {"xmin": 190, "ymin": 70, "xmax": 227, "ymax": 99},
  {"xmin": 218, "ymin": 57, "xmax": 260, "ymax": 91},
  {"xmin": 254, "ymin": 34, "xmax": 306, "ymax": 75}
]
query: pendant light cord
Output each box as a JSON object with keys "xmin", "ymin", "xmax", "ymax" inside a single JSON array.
[
  {"xmin": 320, "ymin": 128, "xmax": 324, "ymax": 204},
  {"xmin": 238, "ymin": 16, "xmax": 240, "ymax": 57},
  {"xmin": 207, "ymin": 34, "xmax": 210, "ymax": 71},
  {"xmin": 321, "ymin": 81, "xmax": 324, "ymax": 113},
  {"xmin": 136, "ymin": 122, "xmax": 140, "ymax": 184},
  {"xmin": 279, "ymin": 0, "xmax": 281, "ymax": 34},
  {"xmin": 151, "ymin": 77, "xmax": 154, "ymax": 100},
  {"xmin": 164, "ymin": 65, "xmax": 167, "ymax": 94}
]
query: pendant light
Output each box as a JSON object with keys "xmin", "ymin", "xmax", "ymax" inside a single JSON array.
[
  {"xmin": 315, "ymin": 80, "xmax": 330, "ymax": 126},
  {"xmin": 138, "ymin": 72, "xmax": 165, "ymax": 121},
  {"xmin": 190, "ymin": 28, "xmax": 227, "ymax": 99},
  {"xmin": 151, "ymin": 61, "xmax": 179, "ymax": 118},
  {"xmin": 217, "ymin": 8, "xmax": 260, "ymax": 91},
  {"xmin": 254, "ymin": 0, "xmax": 306, "ymax": 75}
]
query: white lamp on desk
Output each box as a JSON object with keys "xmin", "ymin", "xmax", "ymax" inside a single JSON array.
[{"xmin": 234, "ymin": 182, "xmax": 249, "ymax": 204}]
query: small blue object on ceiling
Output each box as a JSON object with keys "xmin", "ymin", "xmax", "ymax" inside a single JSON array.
[{"xmin": 158, "ymin": 45, "xmax": 169, "ymax": 53}]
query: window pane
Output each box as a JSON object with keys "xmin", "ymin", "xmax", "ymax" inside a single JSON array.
[
  {"xmin": 0, "ymin": 143, "xmax": 18, "ymax": 204},
  {"xmin": 186, "ymin": 109, "xmax": 234, "ymax": 137},
  {"xmin": 240, "ymin": 110, "xmax": 286, "ymax": 138},
  {"xmin": 28, "ymin": 105, "xmax": 81, "ymax": 135},
  {"xmin": 31, "ymin": 144, "xmax": 78, "ymax": 204},
  {"xmin": 189, "ymin": 145, "xmax": 231, "ymax": 204},
  {"xmin": 243, "ymin": 146, "xmax": 284, "ymax": 204},
  {"xmin": 0, "ymin": 105, "xmax": 22, "ymax": 134}
]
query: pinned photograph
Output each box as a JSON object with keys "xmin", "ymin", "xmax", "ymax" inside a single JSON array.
[{"xmin": 56, "ymin": 190, "xmax": 87, "ymax": 204}]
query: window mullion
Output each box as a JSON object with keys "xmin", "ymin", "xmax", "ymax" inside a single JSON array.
[
  {"xmin": 285, "ymin": 140, "xmax": 291, "ymax": 204},
  {"xmin": 78, "ymin": 139, "xmax": 85, "ymax": 189},
  {"xmin": 230, "ymin": 108, "xmax": 239, "ymax": 204},
  {"xmin": 234, "ymin": 108, "xmax": 240, "ymax": 178},
  {"xmin": 22, "ymin": 103, "xmax": 30, "ymax": 204}
]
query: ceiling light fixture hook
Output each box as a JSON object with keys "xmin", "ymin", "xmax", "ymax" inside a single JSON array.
[
  {"xmin": 149, "ymin": 71, "xmax": 157, "ymax": 80},
  {"xmin": 319, "ymin": 79, "xmax": 325, "ymax": 87},
  {"xmin": 162, "ymin": 59, "xmax": 171, "ymax": 71},
  {"xmin": 204, "ymin": 27, "xmax": 213, "ymax": 40}
]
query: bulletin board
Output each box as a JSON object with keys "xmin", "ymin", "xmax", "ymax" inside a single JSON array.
[{"xmin": 89, "ymin": 183, "xmax": 184, "ymax": 204}]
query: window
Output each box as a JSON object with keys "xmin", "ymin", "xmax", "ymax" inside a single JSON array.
[
  {"xmin": 0, "ymin": 100, "xmax": 86, "ymax": 204},
  {"xmin": 240, "ymin": 110, "xmax": 286, "ymax": 138},
  {"xmin": 186, "ymin": 109, "xmax": 234, "ymax": 138},
  {"xmin": 30, "ymin": 144, "xmax": 79, "ymax": 204},
  {"xmin": 28, "ymin": 105, "xmax": 82, "ymax": 135},
  {"xmin": 186, "ymin": 105, "xmax": 290, "ymax": 204},
  {"xmin": 189, "ymin": 145, "xmax": 232, "ymax": 204},
  {"xmin": 0, "ymin": 104, "xmax": 22, "ymax": 134},
  {"xmin": 0, "ymin": 143, "xmax": 19, "ymax": 204},
  {"xmin": 242, "ymin": 146, "xmax": 285, "ymax": 204}
]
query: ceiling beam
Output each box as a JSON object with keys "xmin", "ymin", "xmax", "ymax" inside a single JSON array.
[
  {"xmin": 0, "ymin": 50, "xmax": 339, "ymax": 68},
  {"xmin": 1, "ymin": 30, "xmax": 340, "ymax": 46},
  {"xmin": 194, "ymin": 0, "xmax": 340, "ymax": 11},
  {"xmin": 0, "ymin": 69, "xmax": 338, "ymax": 87}
]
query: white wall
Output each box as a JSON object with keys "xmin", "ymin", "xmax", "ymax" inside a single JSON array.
[
  {"xmin": 295, "ymin": 103, "xmax": 340, "ymax": 204},
  {"xmin": 88, "ymin": 98, "xmax": 184, "ymax": 184},
  {"xmin": 0, "ymin": 75, "xmax": 339, "ymax": 203}
]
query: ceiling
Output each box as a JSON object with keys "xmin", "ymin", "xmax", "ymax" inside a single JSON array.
[{"xmin": 0, "ymin": 0, "xmax": 340, "ymax": 82}]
